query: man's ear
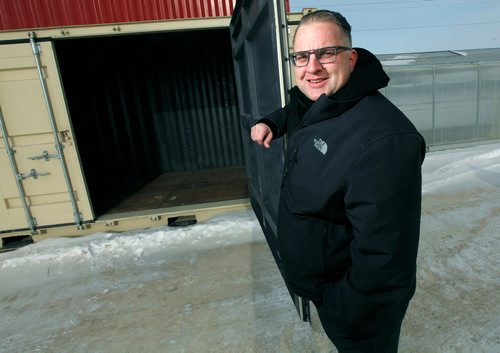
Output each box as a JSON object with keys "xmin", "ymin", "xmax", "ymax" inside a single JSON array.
[{"xmin": 349, "ymin": 48, "xmax": 358, "ymax": 72}]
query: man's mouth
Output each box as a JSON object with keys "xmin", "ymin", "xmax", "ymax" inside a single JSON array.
[{"xmin": 308, "ymin": 78, "xmax": 327, "ymax": 84}]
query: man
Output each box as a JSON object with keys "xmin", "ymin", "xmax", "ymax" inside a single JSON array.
[{"xmin": 251, "ymin": 10, "xmax": 426, "ymax": 353}]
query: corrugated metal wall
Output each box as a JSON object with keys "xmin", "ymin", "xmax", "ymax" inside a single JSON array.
[
  {"xmin": 0, "ymin": 0, "xmax": 237, "ymax": 30},
  {"xmin": 0, "ymin": 0, "xmax": 291, "ymax": 31}
]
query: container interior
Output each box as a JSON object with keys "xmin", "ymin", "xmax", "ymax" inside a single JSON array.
[{"xmin": 55, "ymin": 28, "xmax": 248, "ymax": 217}]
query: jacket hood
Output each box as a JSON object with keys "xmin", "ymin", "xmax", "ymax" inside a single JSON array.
[
  {"xmin": 335, "ymin": 47, "xmax": 390, "ymax": 101},
  {"xmin": 292, "ymin": 48, "xmax": 390, "ymax": 129}
]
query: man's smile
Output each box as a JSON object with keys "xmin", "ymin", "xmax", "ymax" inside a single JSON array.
[{"xmin": 307, "ymin": 77, "xmax": 328, "ymax": 84}]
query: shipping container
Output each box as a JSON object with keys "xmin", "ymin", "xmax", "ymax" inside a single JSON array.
[
  {"xmin": 0, "ymin": 1, "xmax": 281, "ymax": 243},
  {"xmin": 0, "ymin": 13, "xmax": 256, "ymax": 244},
  {"xmin": 0, "ymin": 1, "xmax": 297, "ymax": 248}
]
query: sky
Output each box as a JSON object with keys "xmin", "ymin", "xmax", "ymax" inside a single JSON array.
[{"xmin": 288, "ymin": 0, "xmax": 500, "ymax": 54}]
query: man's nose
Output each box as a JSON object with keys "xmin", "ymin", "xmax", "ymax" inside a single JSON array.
[{"xmin": 306, "ymin": 53, "xmax": 323, "ymax": 72}]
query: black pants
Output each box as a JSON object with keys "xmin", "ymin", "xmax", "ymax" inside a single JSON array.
[{"xmin": 315, "ymin": 301, "xmax": 409, "ymax": 353}]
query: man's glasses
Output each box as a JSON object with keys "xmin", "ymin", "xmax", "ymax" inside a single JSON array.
[{"xmin": 290, "ymin": 46, "xmax": 351, "ymax": 67}]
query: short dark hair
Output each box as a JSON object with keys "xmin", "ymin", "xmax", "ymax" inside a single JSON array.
[{"xmin": 294, "ymin": 10, "xmax": 352, "ymax": 47}]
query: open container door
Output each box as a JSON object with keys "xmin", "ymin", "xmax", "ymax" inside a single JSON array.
[
  {"xmin": 0, "ymin": 39, "xmax": 93, "ymax": 235},
  {"xmin": 230, "ymin": 0, "xmax": 310, "ymax": 321}
]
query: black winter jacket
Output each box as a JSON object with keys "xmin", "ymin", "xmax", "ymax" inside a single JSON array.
[{"xmin": 260, "ymin": 48, "xmax": 426, "ymax": 337}]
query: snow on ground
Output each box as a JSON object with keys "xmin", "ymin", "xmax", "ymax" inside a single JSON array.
[{"xmin": 1, "ymin": 142, "xmax": 500, "ymax": 353}]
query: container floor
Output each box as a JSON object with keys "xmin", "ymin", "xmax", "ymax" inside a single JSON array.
[{"xmin": 104, "ymin": 166, "xmax": 248, "ymax": 215}]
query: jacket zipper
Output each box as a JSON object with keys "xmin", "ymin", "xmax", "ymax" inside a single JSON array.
[
  {"xmin": 281, "ymin": 147, "xmax": 298, "ymax": 188},
  {"xmin": 323, "ymin": 224, "xmax": 329, "ymax": 271}
]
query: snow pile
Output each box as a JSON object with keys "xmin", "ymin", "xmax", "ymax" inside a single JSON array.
[
  {"xmin": 0, "ymin": 211, "xmax": 262, "ymax": 287},
  {"xmin": 422, "ymin": 143, "xmax": 500, "ymax": 193}
]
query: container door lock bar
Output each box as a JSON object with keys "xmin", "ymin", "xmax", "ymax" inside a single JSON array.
[
  {"xmin": 0, "ymin": 107, "xmax": 37, "ymax": 234},
  {"xmin": 29, "ymin": 32, "xmax": 84, "ymax": 228},
  {"xmin": 16, "ymin": 168, "xmax": 50, "ymax": 180},
  {"xmin": 27, "ymin": 150, "xmax": 61, "ymax": 161}
]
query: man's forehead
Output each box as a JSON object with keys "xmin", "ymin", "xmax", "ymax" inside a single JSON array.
[
  {"xmin": 295, "ymin": 22, "xmax": 341, "ymax": 39},
  {"xmin": 293, "ymin": 21, "xmax": 345, "ymax": 48}
]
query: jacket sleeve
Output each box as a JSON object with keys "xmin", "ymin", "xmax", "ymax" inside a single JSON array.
[
  {"xmin": 256, "ymin": 99, "xmax": 299, "ymax": 138},
  {"xmin": 322, "ymin": 133, "xmax": 425, "ymax": 337}
]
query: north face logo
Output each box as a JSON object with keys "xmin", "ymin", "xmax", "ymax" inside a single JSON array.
[{"xmin": 313, "ymin": 138, "xmax": 328, "ymax": 155}]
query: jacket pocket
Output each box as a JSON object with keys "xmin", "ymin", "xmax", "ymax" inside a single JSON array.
[{"xmin": 323, "ymin": 222, "xmax": 353, "ymax": 277}]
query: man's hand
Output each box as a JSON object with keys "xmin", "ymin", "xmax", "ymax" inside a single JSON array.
[{"xmin": 251, "ymin": 123, "xmax": 273, "ymax": 149}]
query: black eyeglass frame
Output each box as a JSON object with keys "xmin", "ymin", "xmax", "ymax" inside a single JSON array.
[{"xmin": 290, "ymin": 46, "xmax": 352, "ymax": 67}]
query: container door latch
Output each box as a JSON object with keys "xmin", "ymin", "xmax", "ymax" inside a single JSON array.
[
  {"xmin": 16, "ymin": 168, "xmax": 50, "ymax": 180},
  {"xmin": 27, "ymin": 150, "xmax": 61, "ymax": 161}
]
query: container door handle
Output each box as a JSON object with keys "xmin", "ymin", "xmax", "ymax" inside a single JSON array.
[
  {"xmin": 16, "ymin": 168, "xmax": 50, "ymax": 180},
  {"xmin": 27, "ymin": 150, "xmax": 61, "ymax": 161}
]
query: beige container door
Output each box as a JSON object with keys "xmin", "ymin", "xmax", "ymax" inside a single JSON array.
[{"xmin": 0, "ymin": 41, "xmax": 93, "ymax": 232}]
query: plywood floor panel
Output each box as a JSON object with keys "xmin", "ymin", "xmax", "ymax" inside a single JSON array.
[{"xmin": 106, "ymin": 166, "xmax": 248, "ymax": 214}]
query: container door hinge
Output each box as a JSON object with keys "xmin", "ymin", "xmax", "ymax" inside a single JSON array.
[
  {"xmin": 28, "ymin": 218, "xmax": 39, "ymax": 235},
  {"xmin": 27, "ymin": 150, "xmax": 61, "ymax": 161},
  {"xmin": 16, "ymin": 168, "xmax": 50, "ymax": 180},
  {"xmin": 75, "ymin": 212, "xmax": 86, "ymax": 230}
]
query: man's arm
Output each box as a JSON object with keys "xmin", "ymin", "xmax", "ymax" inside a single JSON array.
[{"xmin": 250, "ymin": 98, "xmax": 296, "ymax": 148}]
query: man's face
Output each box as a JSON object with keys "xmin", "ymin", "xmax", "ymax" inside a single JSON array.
[{"xmin": 293, "ymin": 22, "xmax": 357, "ymax": 101}]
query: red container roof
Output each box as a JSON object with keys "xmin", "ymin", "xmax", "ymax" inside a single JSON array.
[{"xmin": 1, "ymin": 0, "xmax": 286, "ymax": 31}]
